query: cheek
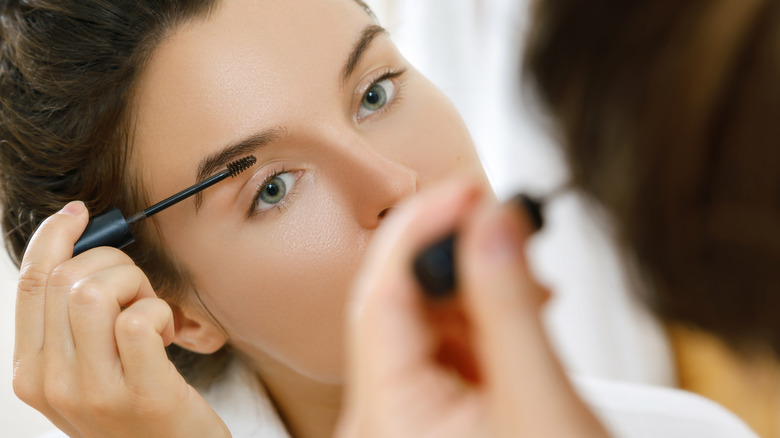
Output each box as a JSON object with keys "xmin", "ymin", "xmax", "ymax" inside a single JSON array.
[
  {"xmin": 181, "ymin": 192, "xmax": 366, "ymax": 382},
  {"xmin": 380, "ymin": 77, "xmax": 484, "ymax": 185}
]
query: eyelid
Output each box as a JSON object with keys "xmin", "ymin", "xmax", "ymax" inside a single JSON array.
[
  {"xmin": 353, "ymin": 67, "xmax": 406, "ymax": 122},
  {"xmin": 246, "ymin": 167, "xmax": 304, "ymax": 219}
]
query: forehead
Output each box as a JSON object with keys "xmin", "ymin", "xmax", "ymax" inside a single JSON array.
[{"xmin": 130, "ymin": 0, "xmax": 373, "ymax": 179}]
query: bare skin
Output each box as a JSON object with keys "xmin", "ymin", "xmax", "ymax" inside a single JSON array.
[
  {"xmin": 13, "ymin": 0, "xmax": 489, "ymax": 437},
  {"xmin": 336, "ymin": 179, "xmax": 611, "ymax": 438},
  {"xmin": 129, "ymin": 0, "xmax": 488, "ymax": 436}
]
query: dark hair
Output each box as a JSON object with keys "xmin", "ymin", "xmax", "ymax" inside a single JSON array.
[
  {"xmin": 524, "ymin": 1, "xmax": 780, "ymax": 354},
  {"xmin": 1, "ymin": 0, "xmax": 377, "ymax": 387},
  {"xmin": 0, "ymin": 0, "xmax": 226, "ymax": 386}
]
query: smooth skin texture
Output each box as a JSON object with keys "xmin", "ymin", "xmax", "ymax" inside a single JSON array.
[
  {"xmin": 337, "ymin": 178, "xmax": 610, "ymax": 438},
  {"xmin": 13, "ymin": 0, "xmax": 488, "ymax": 437},
  {"xmin": 129, "ymin": 0, "xmax": 487, "ymax": 435},
  {"xmin": 14, "ymin": 201, "xmax": 230, "ymax": 437}
]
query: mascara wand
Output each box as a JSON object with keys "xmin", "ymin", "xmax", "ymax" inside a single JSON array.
[{"xmin": 72, "ymin": 155, "xmax": 257, "ymax": 257}]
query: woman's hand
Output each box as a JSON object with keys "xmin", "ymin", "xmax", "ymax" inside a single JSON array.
[
  {"xmin": 12, "ymin": 201, "xmax": 230, "ymax": 438},
  {"xmin": 337, "ymin": 180, "xmax": 610, "ymax": 438}
]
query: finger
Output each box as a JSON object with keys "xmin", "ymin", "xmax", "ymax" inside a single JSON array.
[
  {"xmin": 459, "ymin": 203, "xmax": 586, "ymax": 426},
  {"xmin": 12, "ymin": 365, "xmax": 81, "ymax": 438},
  {"xmin": 15, "ymin": 201, "xmax": 88, "ymax": 359},
  {"xmin": 12, "ymin": 202, "xmax": 88, "ymax": 437},
  {"xmin": 348, "ymin": 178, "xmax": 482, "ymax": 394},
  {"xmin": 351, "ymin": 178, "xmax": 483, "ymax": 314},
  {"xmin": 115, "ymin": 297, "xmax": 176, "ymax": 394},
  {"xmin": 69, "ymin": 264, "xmax": 157, "ymax": 390},
  {"xmin": 43, "ymin": 247, "xmax": 140, "ymax": 369}
]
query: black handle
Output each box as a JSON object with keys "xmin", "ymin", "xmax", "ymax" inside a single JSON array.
[
  {"xmin": 413, "ymin": 234, "xmax": 456, "ymax": 299},
  {"xmin": 72, "ymin": 208, "xmax": 135, "ymax": 257},
  {"xmin": 413, "ymin": 194, "xmax": 545, "ymax": 299}
]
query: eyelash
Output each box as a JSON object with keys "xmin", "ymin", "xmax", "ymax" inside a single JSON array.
[
  {"xmin": 356, "ymin": 67, "xmax": 407, "ymax": 121},
  {"xmin": 247, "ymin": 167, "xmax": 299, "ymax": 219},
  {"xmin": 245, "ymin": 69, "xmax": 406, "ymax": 219}
]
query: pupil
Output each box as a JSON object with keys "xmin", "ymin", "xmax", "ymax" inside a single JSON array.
[
  {"xmin": 366, "ymin": 90, "xmax": 380, "ymax": 105},
  {"xmin": 259, "ymin": 175, "xmax": 287, "ymax": 205}
]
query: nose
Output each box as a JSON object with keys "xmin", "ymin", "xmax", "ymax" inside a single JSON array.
[{"xmin": 328, "ymin": 135, "xmax": 418, "ymax": 230}]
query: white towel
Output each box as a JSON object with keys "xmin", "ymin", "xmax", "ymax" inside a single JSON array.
[
  {"xmin": 574, "ymin": 376, "xmax": 758, "ymax": 438},
  {"xmin": 37, "ymin": 363, "xmax": 756, "ymax": 437},
  {"xmin": 198, "ymin": 359, "xmax": 291, "ymax": 438}
]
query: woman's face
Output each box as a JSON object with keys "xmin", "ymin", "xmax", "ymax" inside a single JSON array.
[{"xmin": 130, "ymin": 0, "xmax": 487, "ymax": 383}]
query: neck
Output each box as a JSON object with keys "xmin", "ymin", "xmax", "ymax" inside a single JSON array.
[{"xmin": 248, "ymin": 354, "xmax": 343, "ymax": 438}]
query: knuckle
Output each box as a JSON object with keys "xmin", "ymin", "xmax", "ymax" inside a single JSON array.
[
  {"xmin": 115, "ymin": 312, "xmax": 149, "ymax": 339},
  {"xmin": 88, "ymin": 246, "xmax": 135, "ymax": 266},
  {"xmin": 16, "ymin": 264, "xmax": 51, "ymax": 297},
  {"xmin": 12, "ymin": 367, "xmax": 42, "ymax": 406},
  {"xmin": 48, "ymin": 264, "xmax": 84, "ymax": 291},
  {"xmin": 128, "ymin": 266, "xmax": 157, "ymax": 298},
  {"xmin": 43, "ymin": 379, "xmax": 75, "ymax": 413},
  {"xmin": 128, "ymin": 264, "xmax": 148, "ymax": 280},
  {"xmin": 81, "ymin": 390, "xmax": 120, "ymax": 417},
  {"xmin": 121, "ymin": 264, "xmax": 148, "ymax": 287},
  {"xmin": 12, "ymin": 380, "xmax": 36, "ymax": 406},
  {"xmin": 68, "ymin": 278, "xmax": 106, "ymax": 306},
  {"xmin": 146, "ymin": 297, "xmax": 170, "ymax": 312}
]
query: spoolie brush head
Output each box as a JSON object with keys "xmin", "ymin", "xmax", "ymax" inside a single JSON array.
[{"xmin": 226, "ymin": 155, "xmax": 257, "ymax": 177}]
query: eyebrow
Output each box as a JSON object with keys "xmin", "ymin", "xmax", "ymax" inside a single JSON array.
[
  {"xmin": 194, "ymin": 127, "xmax": 286, "ymax": 209},
  {"xmin": 192, "ymin": 25, "xmax": 385, "ymax": 209},
  {"xmin": 341, "ymin": 24, "xmax": 387, "ymax": 86}
]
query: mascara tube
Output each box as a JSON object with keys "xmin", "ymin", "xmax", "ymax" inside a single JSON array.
[
  {"xmin": 71, "ymin": 155, "xmax": 257, "ymax": 257},
  {"xmin": 413, "ymin": 193, "xmax": 545, "ymax": 299}
]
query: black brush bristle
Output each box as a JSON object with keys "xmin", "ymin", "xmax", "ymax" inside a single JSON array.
[{"xmin": 227, "ymin": 155, "xmax": 257, "ymax": 177}]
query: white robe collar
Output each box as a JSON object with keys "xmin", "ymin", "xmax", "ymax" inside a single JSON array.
[{"xmin": 199, "ymin": 359, "xmax": 291, "ymax": 438}]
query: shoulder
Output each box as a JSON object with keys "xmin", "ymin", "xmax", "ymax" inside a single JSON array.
[{"xmin": 573, "ymin": 376, "xmax": 758, "ymax": 438}]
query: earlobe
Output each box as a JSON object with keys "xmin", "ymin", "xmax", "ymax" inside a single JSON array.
[{"xmin": 170, "ymin": 301, "xmax": 228, "ymax": 354}]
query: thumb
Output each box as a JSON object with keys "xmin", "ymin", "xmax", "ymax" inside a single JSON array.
[
  {"xmin": 459, "ymin": 201, "xmax": 601, "ymax": 433},
  {"xmin": 345, "ymin": 178, "xmax": 482, "ymax": 404}
]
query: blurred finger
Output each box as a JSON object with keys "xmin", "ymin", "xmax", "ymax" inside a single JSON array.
[
  {"xmin": 348, "ymin": 178, "xmax": 482, "ymax": 396},
  {"xmin": 460, "ymin": 203, "xmax": 576, "ymax": 424},
  {"xmin": 351, "ymin": 178, "xmax": 483, "ymax": 314}
]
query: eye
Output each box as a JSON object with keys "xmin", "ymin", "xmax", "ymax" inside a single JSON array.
[
  {"xmin": 358, "ymin": 78, "xmax": 396, "ymax": 119},
  {"xmin": 252, "ymin": 171, "xmax": 298, "ymax": 213}
]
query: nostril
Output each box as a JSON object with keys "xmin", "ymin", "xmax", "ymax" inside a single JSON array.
[{"xmin": 378, "ymin": 208, "xmax": 392, "ymax": 219}]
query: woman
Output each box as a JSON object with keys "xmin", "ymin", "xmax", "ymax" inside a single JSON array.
[
  {"xmin": 2, "ymin": 0, "xmax": 489, "ymax": 436},
  {"xmin": 2, "ymin": 0, "xmax": 762, "ymax": 437}
]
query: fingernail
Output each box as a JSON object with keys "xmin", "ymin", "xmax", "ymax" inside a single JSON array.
[
  {"xmin": 59, "ymin": 201, "xmax": 85, "ymax": 216},
  {"xmin": 510, "ymin": 194, "xmax": 544, "ymax": 232}
]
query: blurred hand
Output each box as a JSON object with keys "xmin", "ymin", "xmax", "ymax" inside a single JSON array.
[
  {"xmin": 337, "ymin": 179, "xmax": 610, "ymax": 438},
  {"xmin": 12, "ymin": 201, "xmax": 229, "ymax": 438}
]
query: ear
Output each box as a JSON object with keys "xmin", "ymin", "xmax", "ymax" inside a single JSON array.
[{"xmin": 169, "ymin": 300, "xmax": 228, "ymax": 354}]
